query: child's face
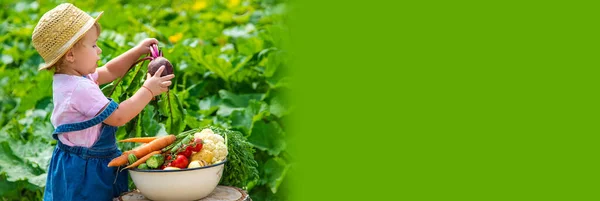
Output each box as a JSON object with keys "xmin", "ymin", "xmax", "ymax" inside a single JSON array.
[{"xmin": 72, "ymin": 26, "xmax": 102, "ymax": 75}]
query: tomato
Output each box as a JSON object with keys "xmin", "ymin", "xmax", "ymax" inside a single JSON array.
[
  {"xmin": 191, "ymin": 139, "xmax": 203, "ymax": 152},
  {"xmin": 160, "ymin": 162, "xmax": 170, "ymax": 170},
  {"xmin": 170, "ymin": 155, "xmax": 189, "ymax": 169},
  {"xmin": 179, "ymin": 146, "xmax": 193, "ymax": 158}
]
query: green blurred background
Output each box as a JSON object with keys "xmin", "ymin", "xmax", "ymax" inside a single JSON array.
[{"xmin": 0, "ymin": 0, "xmax": 291, "ymax": 200}]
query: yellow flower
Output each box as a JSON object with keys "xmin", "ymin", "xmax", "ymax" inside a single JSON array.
[
  {"xmin": 193, "ymin": 0, "xmax": 208, "ymax": 11},
  {"xmin": 169, "ymin": 32, "xmax": 184, "ymax": 43}
]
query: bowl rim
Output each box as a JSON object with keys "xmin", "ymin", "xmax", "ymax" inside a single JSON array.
[{"xmin": 128, "ymin": 159, "xmax": 227, "ymax": 173}]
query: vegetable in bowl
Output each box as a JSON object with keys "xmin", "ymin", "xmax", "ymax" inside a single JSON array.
[{"xmin": 116, "ymin": 126, "xmax": 259, "ymax": 190}]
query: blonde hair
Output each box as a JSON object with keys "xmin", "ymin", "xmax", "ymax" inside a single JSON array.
[{"xmin": 51, "ymin": 23, "xmax": 101, "ymax": 72}]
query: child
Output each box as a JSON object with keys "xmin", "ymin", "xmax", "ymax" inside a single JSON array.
[{"xmin": 31, "ymin": 3, "xmax": 175, "ymax": 200}]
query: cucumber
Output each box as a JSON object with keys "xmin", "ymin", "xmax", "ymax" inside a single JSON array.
[
  {"xmin": 128, "ymin": 153, "xmax": 138, "ymax": 165},
  {"xmin": 137, "ymin": 163, "xmax": 149, "ymax": 170},
  {"xmin": 146, "ymin": 154, "xmax": 165, "ymax": 169}
]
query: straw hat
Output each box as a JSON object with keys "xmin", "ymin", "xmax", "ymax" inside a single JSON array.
[{"xmin": 32, "ymin": 3, "xmax": 103, "ymax": 70}]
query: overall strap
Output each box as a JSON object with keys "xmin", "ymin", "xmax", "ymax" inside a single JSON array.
[{"xmin": 52, "ymin": 99, "xmax": 118, "ymax": 139}]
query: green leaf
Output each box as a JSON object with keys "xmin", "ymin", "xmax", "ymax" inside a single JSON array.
[
  {"xmin": 14, "ymin": 72, "xmax": 52, "ymax": 113},
  {"xmin": 209, "ymin": 126, "xmax": 259, "ymax": 189},
  {"xmin": 99, "ymin": 30, "xmax": 126, "ymax": 47},
  {"xmin": 231, "ymin": 100, "xmax": 268, "ymax": 135},
  {"xmin": 158, "ymin": 92, "xmax": 186, "ymax": 134},
  {"xmin": 100, "ymin": 83, "xmax": 115, "ymax": 96},
  {"xmin": 232, "ymin": 11, "xmax": 252, "ymax": 24},
  {"xmin": 185, "ymin": 115, "xmax": 201, "ymax": 129},
  {"xmin": 122, "ymin": 62, "xmax": 147, "ymax": 96},
  {"xmin": 219, "ymin": 90, "xmax": 264, "ymax": 108},
  {"xmin": 173, "ymin": 91, "xmax": 187, "ymax": 133},
  {"xmin": 9, "ymin": 140, "xmax": 53, "ymax": 176},
  {"xmin": 189, "ymin": 47, "xmax": 231, "ymax": 81},
  {"xmin": 216, "ymin": 11, "xmax": 234, "ymax": 24},
  {"xmin": 109, "ymin": 82, "xmax": 123, "ymax": 102},
  {"xmin": 263, "ymin": 157, "xmax": 290, "ymax": 194},
  {"xmin": 0, "ymin": 142, "xmax": 28, "ymax": 182},
  {"xmin": 265, "ymin": 50, "xmax": 284, "ymax": 78},
  {"xmin": 227, "ymin": 55, "xmax": 252, "ymax": 78},
  {"xmin": 0, "ymin": 177, "xmax": 19, "ymax": 197},
  {"xmin": 247, "ymin": 121, "xmax": 286, "ymax": 156},
  {"xmin": 216, "ymin": 104, "xmax": 240, "ymax": 117},
  {"xmin": 115, "ymin": 126, "xmax": 129, "ymax": 143},
  {"xmin": 267, "ymin": 76, "xmax": 291, "ymax": 89},
  {"xmin": 199, "ymin": 95, "xmax": 222, "ymax": 115},
  {"xmin": 140, "ymin": 105, "xmax": 160, "ymax": 136},
  {"xmin": 135, "ymin": 112, "xmax": 143, "ymax": 137},
  {"xmin": 268, "ymin": 93, "xmax": 290, "ymax": 118},
  {"xmin": 236, "ymin": 36, "xmax": 264, "ymax": 56},
  {"xmin": 0, "ymin": 138, "xmax": 52, "ymax": 187},
  {"xmin": 0, "ymin": 175, "xmax": 43, "ymax": 199},
  {"xmin": 230, "ymin": 110, "xmax": 250, "ymax": 132}
]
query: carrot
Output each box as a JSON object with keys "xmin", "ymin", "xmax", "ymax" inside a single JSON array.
[
  {"xmin": 118, "ymin": 137, "xmax": 157, "ymax": 143},
  {"xmin": 122, "ymin": 143, "xmax": 147, "ymax": 156},
  {"xmin": 124, "ymin": 151, "xmax": 161, "ymax": 169},
  {"xmin": 120, "ymin": 143, "xmax": 147, "ymax": 157},
  {"xmin": 108, "ymin": 135, "xmax": 176, "ymax": 167}
]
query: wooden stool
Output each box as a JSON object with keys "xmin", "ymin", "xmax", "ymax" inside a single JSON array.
[{"xmin": 114, "ymin": 186, "xmax": 251, "ymax": 201}]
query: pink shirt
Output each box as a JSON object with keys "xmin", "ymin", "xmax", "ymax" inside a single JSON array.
[{"xmin": 51, "ymin": 71, "xmax": 110, "ymax": 148}]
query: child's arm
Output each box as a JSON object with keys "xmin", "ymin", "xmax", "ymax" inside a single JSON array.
[
  {"xmin": 96, "ymin": 38, "xmax": 159, "ymax": 85},
  {"xmin": 103, "ymin": 66, "xmax": 174, "ymax": 126}
]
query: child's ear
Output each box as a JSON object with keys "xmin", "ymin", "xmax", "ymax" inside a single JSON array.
[{"xmin": 65, "ymin": 49, "xmax": 75, "ymax": 63}]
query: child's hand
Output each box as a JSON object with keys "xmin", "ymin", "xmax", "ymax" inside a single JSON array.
[
  {"xmin": 143, "ymin": 66, "xmax": 175, "ymax": 96},
  {"xmin": 136, "ymin": 38, "xmax": 160, "ymax": 55}
]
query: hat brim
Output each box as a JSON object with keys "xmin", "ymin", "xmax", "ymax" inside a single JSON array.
[{"xmin": 38, "ymin": 11, "xmax": 104, "ymax": 71}]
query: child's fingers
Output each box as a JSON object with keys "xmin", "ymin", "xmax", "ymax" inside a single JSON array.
[
  {"xmin": 142, "ymin": 38, "xmax": 158, "ymax": 47},
  {"xmin": 161, "ymin": 81, "xmax": 172, "ymax": 87},
  {"xmin": 153, "ymin": 66, "xmax": 165, "ymax": 77},
  {"xmin": 160, "ymin": 74, "xmax": 175, "ymax": 81},
  {"xmin": 159, "ymin": 84, "xmax": 170, "ymax": 92},
  {"xmin": 148, "ymin": 38, "xmax": 159, "ymax": 45}
]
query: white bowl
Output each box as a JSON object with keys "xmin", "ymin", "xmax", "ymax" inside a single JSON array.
[{"xmin": 128, "ymin": 160, "xmax": 226, "ymax": 201}]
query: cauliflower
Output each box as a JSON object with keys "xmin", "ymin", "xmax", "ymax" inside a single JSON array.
[
  {"xmin": 194, "ymin": 128, "xmax": 223, "ymax": 144},
  {"xmin": 192, "ymin": 128, "xmax": 228, "ymax": 164}
]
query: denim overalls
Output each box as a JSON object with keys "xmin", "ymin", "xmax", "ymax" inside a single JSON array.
[{"xmin": 43, "ymin": 99, "xmax": 128, "ymax": 201}]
